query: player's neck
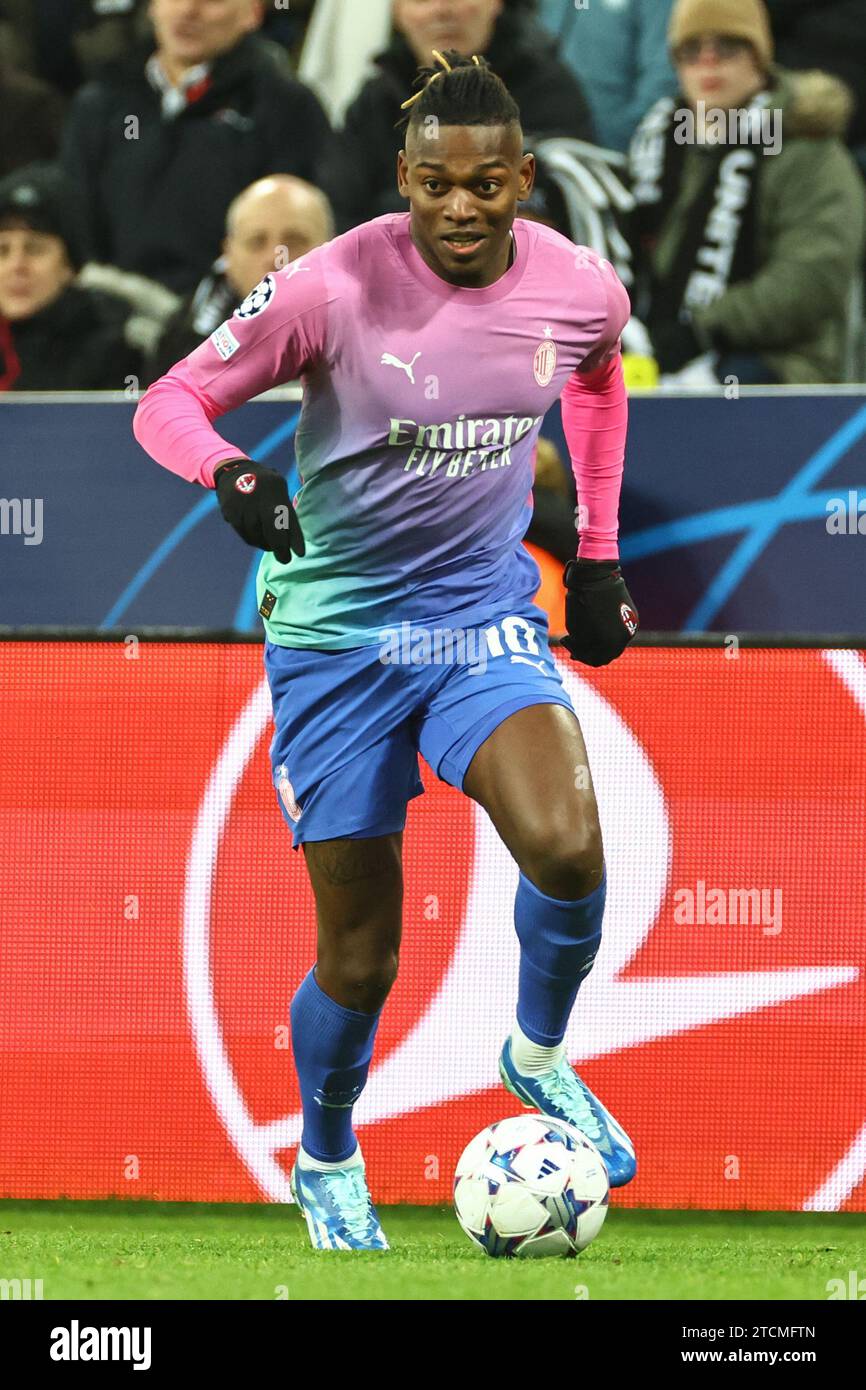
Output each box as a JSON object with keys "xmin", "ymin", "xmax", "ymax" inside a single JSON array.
[{"xmin": 411, "ymin": 229, "xmax": 515, "ymax": 290}]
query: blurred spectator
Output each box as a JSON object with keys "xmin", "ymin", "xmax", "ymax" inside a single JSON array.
[
  {"xmin": 629, "ymin": 0, "xmax": 866, "ymax": 384},
  {"xmin": 1, "ymin": 0, "xmax": 312, "ymax": 92},
  {"xmin": 146, "ymin": 173, "xmax": 334, "ymax": 380},
  {"xmin": 537, "ymin": 0, "xmax": 678, "ymax": 154},
  {"xmin": 0, "ymin": 59, "xmax": 64, "ymax": 177},
  {"xmin": 329, "ymin": 0, "xmax": 595, "ymax": 231},
  {"xmin": 60, "ymin": 0, "xmax": 335, "ymax": 294},
  {"xmin": 765, "ymin": 0, "xmax": 866, "ymax": 153},
  {"xmin": 0, "ymin": 164, "xmax": 141, "ymax": 390}
]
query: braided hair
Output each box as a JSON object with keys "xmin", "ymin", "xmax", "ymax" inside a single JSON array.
[{"xmin": 397, "ymin": 49, "xmax": 521, "ymax": 137}]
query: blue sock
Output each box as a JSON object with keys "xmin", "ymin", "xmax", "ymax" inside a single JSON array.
[
  {"xmin": 514, "ymin": 867, "xmax": 606, "ymax": 1047},
  {"xmin": 290, "ymin": 966, "xmax": 381, "ymax": 1163}
]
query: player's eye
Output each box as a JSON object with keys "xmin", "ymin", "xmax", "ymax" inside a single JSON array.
[
  {"xmin": 422, "ymin": 179, "xmax": 444, "ymax": 193},
  {"xmin": 478, "ymin": 181, "xmax": 501, "ymax": 194}
]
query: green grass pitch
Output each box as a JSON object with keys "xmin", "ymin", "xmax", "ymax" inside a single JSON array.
[{"xmin": 2, "ymin": 1201, "xmax": 865, "ymax": 1300}]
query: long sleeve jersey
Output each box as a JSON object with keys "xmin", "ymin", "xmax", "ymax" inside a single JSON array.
[{"xmin": 133, "ymin": 212, "xmax": 630, "ymax": 648}]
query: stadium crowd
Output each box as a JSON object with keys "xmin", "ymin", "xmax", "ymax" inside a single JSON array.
[{"xmin": 1, "ymin": 0, "xmax": 864, "ymax": 403}]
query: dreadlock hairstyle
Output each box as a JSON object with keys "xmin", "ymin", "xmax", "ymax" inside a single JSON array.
[{"xmin": 396, "ymin": 49, "xmax": 521, "ymax": 136}]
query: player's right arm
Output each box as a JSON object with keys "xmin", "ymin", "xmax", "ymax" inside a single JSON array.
[
  {"xmin": 133, "ymin": 257, "xmax": 334, "ymax": 561},
  {"xmin": 132, "ymin": 258, "xmax": 333, "ymax": 489}
]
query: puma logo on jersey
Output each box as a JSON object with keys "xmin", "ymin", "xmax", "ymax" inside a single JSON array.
[
  {"xmin": 510, "ymin": 655, "xmax": 548, "ymax": 675},
  {"xmin": 381, "ymin": 351, "xmax": 421, "ymax": 384}
]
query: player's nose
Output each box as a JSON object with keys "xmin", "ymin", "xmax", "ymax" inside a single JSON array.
[{"xmin": 444, "ymin": 191, "xmax": 479, "ymax": 224}]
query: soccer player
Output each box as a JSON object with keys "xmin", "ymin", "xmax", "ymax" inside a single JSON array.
[{"xmin": 134, "ymin": 50, "xmax": 639, "ymax": 1251}]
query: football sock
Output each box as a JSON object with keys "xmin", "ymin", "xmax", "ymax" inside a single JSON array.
[
  {"xmin": 509, "ymin": 1019, "xmax": 565, "ymax": 1076},
  {"xmin": 290, "ymin": 965, "xmax": 381, "ymax": 1163},
  {"xmin": 513, "ymin": 866, "xmax": 606, "ymax": 1048},
  {"xmin": 297, "ymin": 1143, "xmax": 364, "ymax": 1173}
]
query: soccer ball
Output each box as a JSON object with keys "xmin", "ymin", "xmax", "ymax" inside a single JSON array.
[{"xmin": 453, "ymin": 1114, "xmax": 609, "ymax": 1258}]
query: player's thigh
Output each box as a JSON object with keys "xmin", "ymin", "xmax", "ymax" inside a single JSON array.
[
  {"xmin": 463, "ymin": 703, "xmax": 603, "ymax": 897},
  {"xmin": 303, "ymin": 832, "xmax": 404, "ymax": 988}
]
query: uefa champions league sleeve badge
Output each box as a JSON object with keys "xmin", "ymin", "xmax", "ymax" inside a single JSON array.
[{"xmin": 235, "ymin": 274, "xmax": 275, "ymax": 319}]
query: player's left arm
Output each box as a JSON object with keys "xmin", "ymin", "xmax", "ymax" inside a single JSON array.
[{"xmin": 559, "ymin": 254, "xmax": 639, "ymax": 667}]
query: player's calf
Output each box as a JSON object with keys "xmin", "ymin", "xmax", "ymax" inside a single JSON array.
[
  {"xmin": 291, "ymin": 836, "xmax": 403, "ymax": 1177},
  {"xmin": 304, "ymin": 835, "xmax": 404, "ymax": 1014}
]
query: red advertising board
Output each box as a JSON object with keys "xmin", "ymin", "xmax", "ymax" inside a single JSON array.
[{"xmin": 1, "ymin": 642, "xmax": 864, "ymax": 1210}]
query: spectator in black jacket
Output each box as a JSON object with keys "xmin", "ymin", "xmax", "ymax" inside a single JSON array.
[
  {"xmin": 330, "ymin": 0, "xmax": 595, "ymax": 231},
  {"xmin": 0, "ymin": 163, "xmax": 141, "ymax": 390},
  {"xmin": 59, "ymin": 0, "xmax": 335, "ymax": 294}
]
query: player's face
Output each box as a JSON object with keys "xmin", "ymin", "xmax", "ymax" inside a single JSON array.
[
  {"xmin": 398, "ymin": 123, "xmax": 534, "ymax": 288},
  {"xmin": 394, "ymin": 0, "xmax": 503, "ymax": 67},
  {"xmin": 149, "ymin": 0, "xmax": 261, "ymax": 69},
  {"xmin": 0, "ymin": 225, "xmax": 74, "ymax": 321}
]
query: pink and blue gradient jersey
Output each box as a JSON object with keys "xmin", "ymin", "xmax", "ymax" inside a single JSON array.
[{"xmin": 133, "ymin": 213, "xmax": 630, "ymax": 649}]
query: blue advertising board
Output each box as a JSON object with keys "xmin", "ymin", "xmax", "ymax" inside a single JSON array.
[{"xmin": 2, "ymin": 388, "xmax": 865, "ymax": 633}]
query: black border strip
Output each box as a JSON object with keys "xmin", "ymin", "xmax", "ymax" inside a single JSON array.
[{"xmin": 0, "ymin": 627, "xmax": 864, "ymax": 648}]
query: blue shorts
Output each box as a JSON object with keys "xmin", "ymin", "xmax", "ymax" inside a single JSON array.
[{"xmin": 263, "ymin": 603, "xmax": 576, "ymax": 847}]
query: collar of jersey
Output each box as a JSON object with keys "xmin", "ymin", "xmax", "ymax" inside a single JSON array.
[{"xmin": 393, "ymin": 215, "xmax": 529, "ymax": 304}]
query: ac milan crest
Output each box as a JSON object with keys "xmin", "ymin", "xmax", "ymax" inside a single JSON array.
[{"xmin": 533, "ymin": 336, "xmax": 557, "ymax": 387}]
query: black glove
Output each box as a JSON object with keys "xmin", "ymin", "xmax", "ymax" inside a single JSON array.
[
  {"xmin": 650, "ymin": 319, "xmax": 708, "ymax": 374},
  {"xmin": 561, "ymin": 558, "xmax": 639, "ymax": 667},
  {"xmin": 214, "ymin": 459, "xmax": 305, "ymax": 564}
]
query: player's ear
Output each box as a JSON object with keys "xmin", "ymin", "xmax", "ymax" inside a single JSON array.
[
  {"xmin": 397, "ymin": 150, "xmax": 410, "ymax": 200},
  {"xmin": 517, "ymin": 152, "xmax": 536, "ymax": 204}
]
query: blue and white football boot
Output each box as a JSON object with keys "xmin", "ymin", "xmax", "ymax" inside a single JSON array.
[
  {"xmin": 499, "ymin": 1037, "xmax": 636, "ymax": 1187},
  {"xmin": 290, "ymin": 1150, "xmax": 389, "ymax": 1251}
]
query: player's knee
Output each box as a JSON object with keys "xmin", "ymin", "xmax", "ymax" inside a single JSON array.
[
  {"xmin": 521, "ymin": 814, "xmax": 604, "ymax": 901},
  {"xmin": 321, "ymin": 945, "xmax": 399, "ymax": 1013},
  {"xmin": 361, "ymin": 949, "xmax": 399, "ymax": 1003}
]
